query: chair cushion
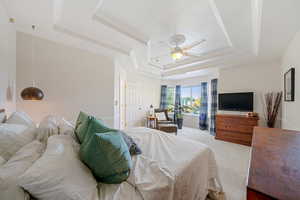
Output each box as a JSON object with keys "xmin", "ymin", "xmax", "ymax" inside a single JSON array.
[
  {"xmin": 156, "ymin": 112, "xmax": 167, "ymax": 121},
  {"xmin": 0, "ymin": 141, "xmax": 44, "ymax": 200},
  {"xmin": 79, "ymin": 129, "xmax": 132, "ymax": 184},
  {"xmin": 0, "ymin": 124, "xmax": 36, "ymax": 161},
  {"xmin": 18, "ymin": 135, "xmax": 98, "ymax": 200},
  {"xmin": 6, "ymin": 111, "xmax": 35, "ymax": 128}
]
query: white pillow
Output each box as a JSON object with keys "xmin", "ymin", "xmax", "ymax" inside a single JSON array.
[
  {"xmin": 37, "ymin": 115, "xmax": 60, "ymax": 143},
  {"xmin": 156, "ymin": 112, "xmax": 167, "ymax": 121},
  {"xmin": 0, "ymin": 112, "xmax": 6, "ymax": 123},
  {"xmin": 0, "ymin": 124, "xmax": 36, "ymax": 160},
  {"xmin": 0, "ymin": 156, "xmax": 5, "ymax": 166},
  {"xmin": 37, "ymin": 115, "xmax": 77, "ymax": 143},
  {"xmin": 6, "ymin": 111, "xmax": 35, "ymax": 128},
  {"xmin": 0, "ymin": 141, "xmax": 44, "ymax": 200},
  {"xmin": 19, "ymin": 135, "xmax": 99, "ymax": 200}
]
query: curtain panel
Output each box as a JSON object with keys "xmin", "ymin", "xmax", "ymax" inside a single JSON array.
[
  {"xmin": 174, "ymin": 85, "xmax": 181, "ymax": 123},
  {"xmin": 210, "ymin": 79, "xmax": 218, "ymax": 135},
  {"xmin": 199, "ymin": 82, "xmax": 208, "ymax": 130},
  {"xmin": 160, "ymin": 85, "xmax": 168, "ymax": 110}
]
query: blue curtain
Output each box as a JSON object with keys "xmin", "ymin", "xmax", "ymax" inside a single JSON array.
[
  {"xmin": 174, "ymin": 85, "xmax": 181, "ymax": 123},
  {"xmin": 210, "ymin": 79, "xmax": 218, "ymax": 135},
  {"xmin": 160, "ymin": 85, "xmax": 168, "ymax": 109},
  {"xmin": 199, "ymin": 82, "xmax": 208, "ymax": 130}
]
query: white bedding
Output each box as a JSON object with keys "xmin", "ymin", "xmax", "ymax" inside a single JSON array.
[{"xmin": 98, "ymin": 127, "xmax": 222, "ymax": 200}]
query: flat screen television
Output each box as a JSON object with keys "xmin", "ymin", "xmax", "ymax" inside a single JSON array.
[{"xmin": 218, "ymin": 92, "xmax": 253, "ymax": 112}]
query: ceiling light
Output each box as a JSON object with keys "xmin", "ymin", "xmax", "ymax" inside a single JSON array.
[
  {"xmin": 171, "ymin": 47, "xmax": 184, "ymax": 60},
  {"xmin": 21, "ymin": 25, "xmax": 45, "ymax": 101}
]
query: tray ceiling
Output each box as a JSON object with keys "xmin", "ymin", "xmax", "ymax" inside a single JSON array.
[{"xmin": 2, "ymin": 0, "xmax": 300, "ymax": 79}]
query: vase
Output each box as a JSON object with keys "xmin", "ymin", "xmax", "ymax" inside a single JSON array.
[{"xmin": 177, "ymin": 119, "xmax": 183, "ymax": 129}]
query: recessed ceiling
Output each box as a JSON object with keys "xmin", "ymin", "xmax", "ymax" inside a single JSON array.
[{"xmin": 2, "ymin": 0, "xmax": 300, "ymax": 79}]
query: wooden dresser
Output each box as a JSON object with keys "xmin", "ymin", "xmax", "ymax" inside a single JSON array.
[
  {"xmin": 216, "ymin": 114, "xmax": 259, "ymax": 146},
  {"xmin": 247, "ymin": 127, "xmax": 300, "ymax": 200}
]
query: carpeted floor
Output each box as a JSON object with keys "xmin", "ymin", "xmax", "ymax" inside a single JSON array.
[{"xmin": 177, "ymin": 127, "xmax": 251, "ymax": 200}]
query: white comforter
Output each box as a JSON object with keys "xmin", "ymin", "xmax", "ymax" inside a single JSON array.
[{"xmin": 98, "ymin": 128, "xmax": 222, "ymax": 200}]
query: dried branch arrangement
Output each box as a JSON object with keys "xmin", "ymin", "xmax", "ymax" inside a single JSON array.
[{"xmin": 264, "ymin": 92, "xmax": 283, "ymax": 128}]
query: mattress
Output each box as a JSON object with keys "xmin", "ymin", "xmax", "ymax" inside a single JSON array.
[{"xmin": 98, "ymin": 127, "xmax": 222, "ymax": 200}]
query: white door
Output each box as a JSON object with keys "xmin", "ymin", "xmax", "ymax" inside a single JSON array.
[
  {"xmin": 125, "ymin": 82, "xmax": 142, "ymax": 127},
  {"xmin": 119, "ymin": 78, "xmax": 126, "ymax": 130}
]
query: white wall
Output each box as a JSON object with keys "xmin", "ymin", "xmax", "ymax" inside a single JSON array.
[
  {"xmin": 218, "ymin": 62, "xmax": 282, "ymax": 126},
  {"xmin": 281, "ymin": 30, "xmax": 300, "ymax": 131},
  {"xmin": 16, "ymin": 32, "xmax": 115, "ymax": 126},
  {"xmin": 0, "ymin": 5, "xmax": 16, "ymax": 115}
]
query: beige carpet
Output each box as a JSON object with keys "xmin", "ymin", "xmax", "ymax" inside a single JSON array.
[{"xmin": 177, "ymin": 127, "xmax": 251, "ymax": 200}]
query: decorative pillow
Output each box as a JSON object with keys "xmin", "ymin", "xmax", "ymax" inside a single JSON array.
[
  {"xmin": 0, "ymin": 156, "xmax": 5, "ymax": 166},
  {"xmin": 0, "ymin": 141, "xmax": 44, "ymax": 200},
  {"xmin": 79, "ymin": 129, "xmax": 132, "ymax": 184},
  {"xmin": 37, "ymin": 115, "xmax": 60, "ymax": 143},
  {"xmin": 18, "ymin": 135, "xmax": 98, "ymax": 200},
  {"xmin": 156, "ymin": 112, "xmax": 167, "ymax": 121},
  {"xmin": 6, "ymin": 111, "xmax": 35, "ymax": 128},
  {"xmin": 74, "ymin": 111, "xmax": 91, "ymax": 143},
  {"xmin": 0, "ymin": 124, "xmax": 36, "ymax": 160},
  {"xmin": 0, "ymin": 112, "xmax": 6, "ymax": 123},
  {"xmin": 60, "ymin": 118, "xmax": 78, "ymax": 143},
  {"xmin": 37, "ymin": 115, "xmax": 78, "ymax": 144},
  {"xmin": 120, "ymin": 131, "xmax": 142, "ymax": 155}
]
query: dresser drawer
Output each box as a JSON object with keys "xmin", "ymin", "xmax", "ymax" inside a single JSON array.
[
  {"xmin": 217, "ymin": 122, "xmax": 254, "ymax": 134},
  {"xmin": 216, "ymin": 117, "xmax": 258, "ymax": 126},
  {"xmin": 216, "ymin": 130, "xmax": 253, "ymax": 144},
  {"xmin": 216, "ymin": 114, "xmax": 259, "ymax": 146}
]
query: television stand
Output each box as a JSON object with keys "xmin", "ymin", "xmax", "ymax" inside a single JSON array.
[{"xmin": 215, "ymin": 114, "xmax": 259, "ymax": 146}]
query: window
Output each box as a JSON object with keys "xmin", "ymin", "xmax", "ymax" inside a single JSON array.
[
  {"xmin": 166, "ymin": 87, "xmax": 175, "ymax": 112},
  {"xmin": 181, "ymin": 85, "xmax": 201, "ymax": 114}
]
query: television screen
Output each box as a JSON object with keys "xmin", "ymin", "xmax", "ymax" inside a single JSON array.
[{"xmin": 218, "ymin": 92, "xmax": 253, "ymax": 112}]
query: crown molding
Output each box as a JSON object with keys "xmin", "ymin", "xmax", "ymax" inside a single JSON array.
[
  {"xmin": 53, "ymin": 24, "xmax": 131, "ymax": 56},
  {"xmin": 163, "ymin": 51, "xmax": 252, "ymax": 77}
]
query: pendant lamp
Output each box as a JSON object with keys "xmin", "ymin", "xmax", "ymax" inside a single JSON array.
[{"xmin": 21, "ymin": 25, "xmax": 44, "ymax": 100}]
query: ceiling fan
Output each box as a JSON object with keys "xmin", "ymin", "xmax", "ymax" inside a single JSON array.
[{"xmin": 166, "ymin": 34, "xmax": 206, "ymax": 61}]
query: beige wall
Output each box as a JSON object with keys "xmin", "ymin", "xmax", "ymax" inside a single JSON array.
[
  {"xmin": 281, "ymin": 30, "xmax": 300, "ymax": 131},
  {"xmin": 16, "ymin": 32, "xmax": 115, "ymax": 125},
  {"xmin": 218, "ymin": 62, "xmax": 282, "ymax": 126},
  {"xmin": 0, "ymin": 5, "xmax": 16, "ymax": 115}
]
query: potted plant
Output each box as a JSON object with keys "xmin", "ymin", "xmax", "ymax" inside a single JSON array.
[
  {"xmin": 176, "ymin": 113, "xmax": 183, "ymax": 129},
  {"xmin": 264, "ymin": 92, "xmax": 283, "ymax": 128}
]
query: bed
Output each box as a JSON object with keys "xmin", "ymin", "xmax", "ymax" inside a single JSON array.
[
  {"xmin": 0, "ymin": 111, "xmax": 223, "ymax": 200},
  {"xmin": 99, "ymin": 127, "xmax": 223, "ymax": 200}
]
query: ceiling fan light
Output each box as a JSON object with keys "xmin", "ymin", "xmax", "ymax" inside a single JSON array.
[{"xmin": 171, "ymin": 52, "xmax": 183, "ymax": 60}]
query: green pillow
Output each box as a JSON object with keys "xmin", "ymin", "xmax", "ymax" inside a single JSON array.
[
  {"xmin": 79, "ymin": 130, "xmax": 132, "ymax": 184},
  {"xmin": 83, "ymin": 117, "xmax": 113, "ymax": 142},
  {"xmin": 74, "ymin": 112, "xmax": 91, "ymax": 143}
]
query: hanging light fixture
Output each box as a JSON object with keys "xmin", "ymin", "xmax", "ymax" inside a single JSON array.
[{"xmin": 21, "ymin": 25, "xmax": 44, "ymax": 101}]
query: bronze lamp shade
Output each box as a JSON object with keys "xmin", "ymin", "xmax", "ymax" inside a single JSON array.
[{"xmin": 21, "ymin": 87, "xmax": 44, "ymax": 100}]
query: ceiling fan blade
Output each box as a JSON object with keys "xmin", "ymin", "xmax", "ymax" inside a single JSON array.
[
  {"xmin": 184, "ymin": 52, "xmax": 202, "ymax": 58},
  {"xmin": 150, "ymin": 54, "xmax": 172, "ymax": 62},
  {"xmin": 182, "ymin": 39, "xmax": 206, "ymax": 51}
]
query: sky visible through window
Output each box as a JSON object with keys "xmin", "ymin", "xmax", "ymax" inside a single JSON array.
[{"xmin": 166, "ymin": 86, "xmax": 201, "ymax": 114}]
